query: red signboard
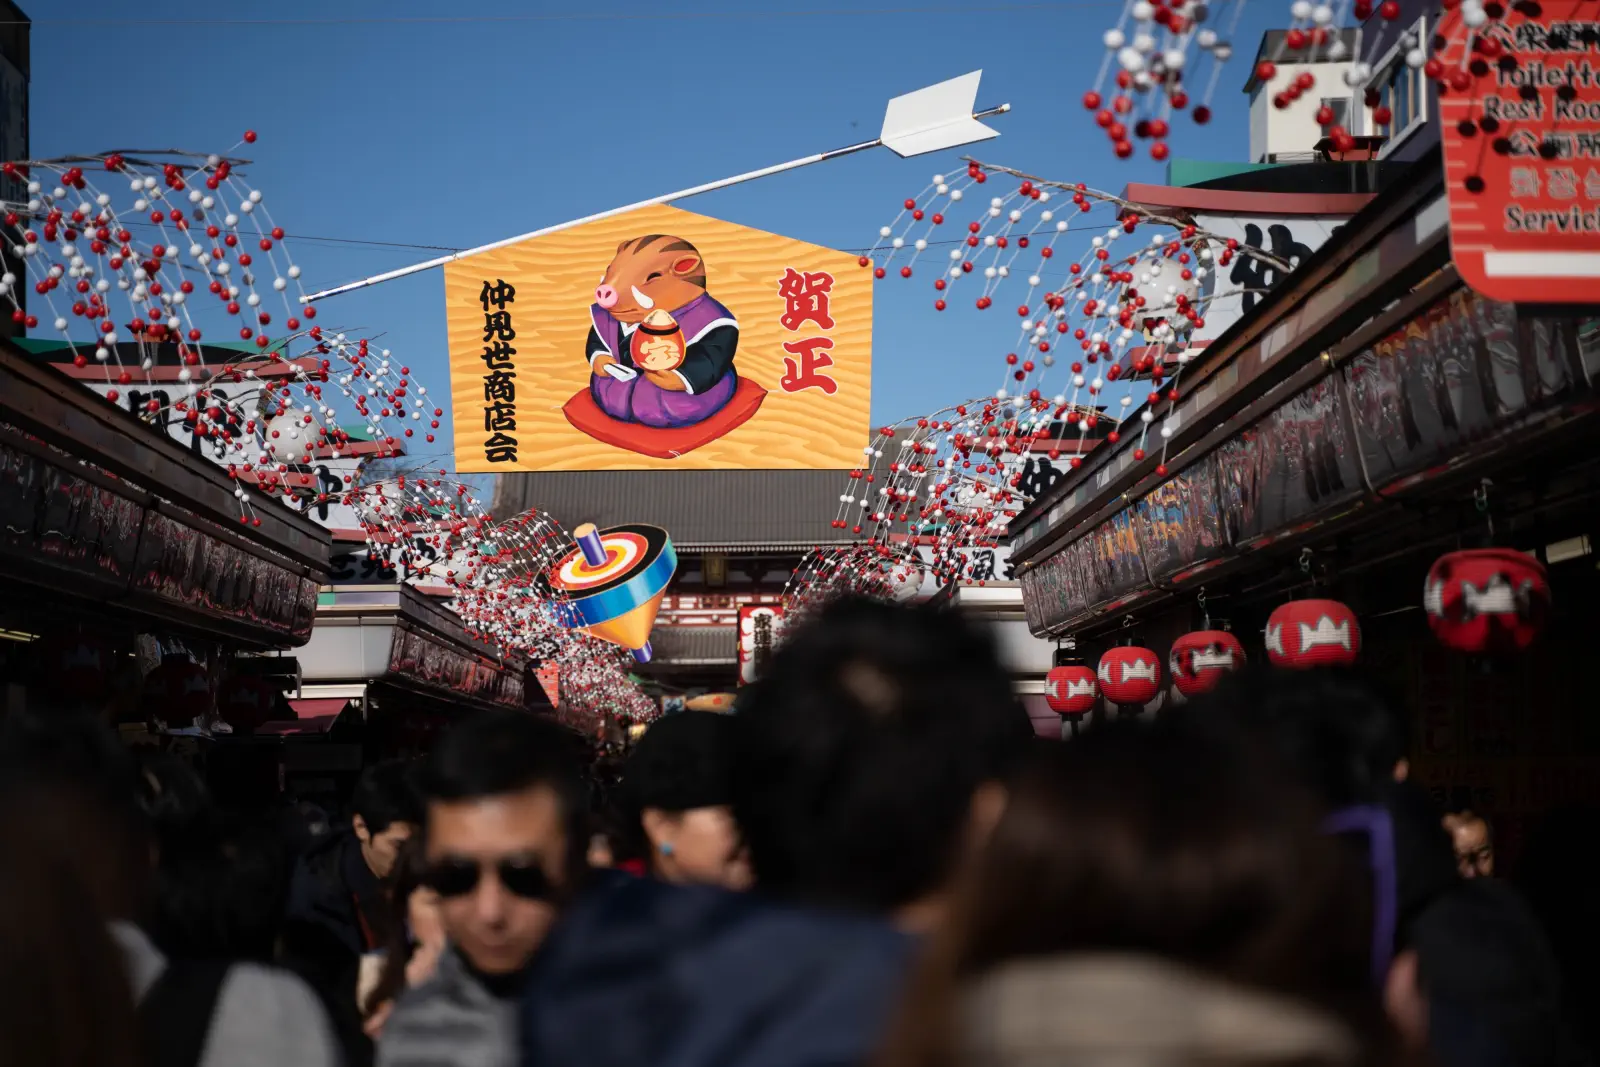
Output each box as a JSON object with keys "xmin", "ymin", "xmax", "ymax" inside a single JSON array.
[
  {"xmin": 1440, "ymin": 8, "xmax": 1600, "ymax": 304},
  {"xmin": 535, "ymin": 663, "xmax": 560, "ymax": 707}
]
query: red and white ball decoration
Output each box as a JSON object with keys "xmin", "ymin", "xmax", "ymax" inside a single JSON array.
[
  {"xmin": 0, "ymin": 141, "xmax": 449, "ymax": 529},
  {"xmin": 1098, "ymin": 645, "xmax": 1163, "ymax": 706},
  {"xmin": 0, "ymin": 140, "xmax": 659, "ymax": 728},
  {"xmin": 1424, "ymin": 548, "xmax": 1551, "ymax": 655},
  {"xmin": 861, "ymin": 162, "xmax": 1299, "ymax": 483},
  {"xmin": 1044, "ymin": 664, "xmax": 1099, "ymax": 718},
  {"xmin": 1168, "ymin": 629, "xmax": 1246, "ymax": 696},
  {"xmin": 1081, "ymin": 1, "xmax": 1414, "ymax": 162},
  {"xmin": 1265, "ymin": 598, "xmax": 1361, "ymax": 669}
]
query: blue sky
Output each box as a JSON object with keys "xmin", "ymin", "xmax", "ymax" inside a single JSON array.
[{"xmin": 29, "ymin": 0, "xmax": 1287, "ymax": 474}]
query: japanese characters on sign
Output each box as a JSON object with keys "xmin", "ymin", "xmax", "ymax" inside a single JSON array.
[
  {"xmin": 777, "ymin": 267, "xmax": 839, "ymax": 395},
  {"xmin": 738, "ymin": 604, "xmax": 784, "ymax": 685},
  {"xmin": 1441, "ymin": 13, "xmax": 1600, "ymax": 303},
  {"xmin": 443, "ymin": 204, "xmax": 871, "ymax": 473},
  {"xmin": 481, "ymin": 279, "xmax": 519, "ymax": 464}
]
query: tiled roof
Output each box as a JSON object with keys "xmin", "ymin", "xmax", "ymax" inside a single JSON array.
[
  {"xmin": 491, "ymin": 470, "xmax": 852, "ymax": 548},
  {"xmin": 647, "ymin": 626, "xmax": 737, "ymax": 665}
]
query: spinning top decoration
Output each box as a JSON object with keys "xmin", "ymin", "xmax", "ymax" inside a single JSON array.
[{"xmin": 548, "ymin": 523, "xmax": 677, "ymax": 662}]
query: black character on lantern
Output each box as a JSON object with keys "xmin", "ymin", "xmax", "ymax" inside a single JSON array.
[
  {"xmin": 1231, "ymin": 223, "xmax": 1316, "ymax": 312},
  {"xmin": 1018, "ymin": 456, "xmax": 1063, "ymax": 502},
  {"xmin": 969, "ymin": 550, "xmax": 996, "ymax": 582}
]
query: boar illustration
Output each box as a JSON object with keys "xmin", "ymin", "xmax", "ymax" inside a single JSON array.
[{"xmin": 586, "ymin": 234, "xmax": 739, "ymax": 429}]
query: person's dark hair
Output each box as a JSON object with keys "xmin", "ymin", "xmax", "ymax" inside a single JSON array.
[
  {"xmin": 133, "ymin": 749, "xmax": 217, "ymax": 856},
  {"xmin": 0, "ymin": 805, "xmax": 141, "ymax": 1067},
  {"xmin": 1197, "ymin": 668, "xmax": 1407, "ymax": 808},
  {"xmin": 363, "ymin": 837, "xmax": 430, "ymax": 1019},
  {"xmin": 419, "ymin": 712, "xmax": 591, "ymax": 883},
  {"xmin": 1405, "ymin": 878, "xmax": 1576, "ymax": 1067},
  {"xmin": 876, "ymin": 712, "xmax": 1382, "ymax": 1067},
  {"xmin": 148, "ymin": 813, "xmax": 293, "ymax": 962},
  {"xmin": 1197, "ymin": 668, "xmax": 1458, "ymax": 946},
  {"xmin": 0, "ymin": 705, "xmax": 151, "ymax": 920},
  {"xmin": 624, "ymin": 711, "xmax": 737, "ymax": 813},
  {"xmin": 731, "ymin": 596, "xmax": 1033, "ymax": 913},
  {"xmin": 351, "ymin": 759, "xmax": 423, "ymax": 835}
]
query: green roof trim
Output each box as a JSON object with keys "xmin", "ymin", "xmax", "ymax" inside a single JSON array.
[
  {"xmin": 11, "ymin": 337, "xmax": 280, "ymax": 356},
  {"xmin": 1166, "ymin": 158, "xmax": 1286, "ymax": 188}
]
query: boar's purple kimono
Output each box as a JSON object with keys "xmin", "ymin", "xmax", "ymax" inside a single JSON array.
[{"xmin": 587, "ymin": 293, "xmax": 740, "ymax": 429}]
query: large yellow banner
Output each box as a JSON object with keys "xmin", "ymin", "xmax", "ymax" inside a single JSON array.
[{"xmin": 445, "ymin": 204, "xmax": 871, "ymax": 472}]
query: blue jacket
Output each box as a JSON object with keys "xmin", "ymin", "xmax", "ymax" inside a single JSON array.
[{"xmin": 520, "ymin": 873, "xmax": 914, "ymax": 1067}]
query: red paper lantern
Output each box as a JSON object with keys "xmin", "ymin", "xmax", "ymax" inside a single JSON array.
[
  {"xmin": 217, "ymin": 674, "xmax": 277, "ymax": 735},
  {"xmin": 1097, "ymin": 646, "xmax": 1161, "ymax": 705},
  {"xmin": 36, "ymin": 633, "xmax": 112, "ymax": 702},
  {"xmin": 1169, "ymin": 630, "xmax": 1246, "ymax": 697},
  {"xmin": 1265, "ymin": 599, "xmax": 1361, "ymax": 668},
  {"xmin": 1424, "ymin": 548, "xmax": 1550, "ymax": 654},
  {"xmin": 143, "ymin": 656, "xmax": 212, "ymax": 727},
  {"xmin": 1044, "ymin": 665, "xmax": 1097, "ymax": 718}
]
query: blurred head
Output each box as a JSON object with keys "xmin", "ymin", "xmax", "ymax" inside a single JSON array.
[
  {"xmin": 1199, "ymin": 668, "xmax": 1408, "ymax": 807},
  {"xmin": 0, "ymin": 705, "xmax": 152, "ymax": 921},
  {"xmin": 732, "ymin": 597, "xmax": 1032, "ymax": 919},
  {"xmin": 1389, "ymin": 879, "xmax": 1567, "ymax": 1062},
  {"xmin": 877, "ymin": 713, "xmax": 1378, "ymax": 1067},
  {"xmin": 624, "ymin": 711, "xmax": 749, "ymax": 890},
  {"xmin": 133, "ymin": 748, "xmax": 216, "ymax": 854},
  {"xmin": 149, "ymin": 814, "xmax": 293, "ymax": 962},
  {"xmin": 1200, "ymin": 669, "xmax": 1459, "ymax": 946},
  {"xmin": 352, "ymin": 760, "xmax": 423, "ymax": 880},
  {"xmin": 417, "ymin": 713, "xmax": 588, "ymax": 976},
  {"xmin": 1443, "ymin": 812, "xmax": 1493, "ymax": 879},
  {"xmin": 0, "ymin": 803, "xmax": 141, "ymax": 1067}
]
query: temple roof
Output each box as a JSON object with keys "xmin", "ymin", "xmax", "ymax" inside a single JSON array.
[{"xmin": 491, "ymin": 470, "xmax": 852, "ymax": 550}]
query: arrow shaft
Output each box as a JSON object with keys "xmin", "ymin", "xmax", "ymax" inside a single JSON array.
[
  {"xmin": 302, "ymin": 140, "xmax": 876, "ymax": 303},
  {"xmin": 303, "ymin": 102, "xmax": 1007, "ymax": 303}
]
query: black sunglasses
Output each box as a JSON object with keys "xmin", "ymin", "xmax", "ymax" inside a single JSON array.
[{"xmin": 422, "ymin": 857, "xmax": 557, "ymax": 901}]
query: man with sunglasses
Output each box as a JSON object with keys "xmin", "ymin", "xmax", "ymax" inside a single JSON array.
[{"xmin": 377, "ymin": 712, "xmax": 589, "ymax": 1067}]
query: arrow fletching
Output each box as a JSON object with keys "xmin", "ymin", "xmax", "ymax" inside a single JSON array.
[{"xmin": 879, "ymin": 70, "xmax": 1001, "ymax": 158}]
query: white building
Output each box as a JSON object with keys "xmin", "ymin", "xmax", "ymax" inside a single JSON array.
[{"xmin": 1245, "ymin": 28, "xmax": 1361, "ymax": 163}]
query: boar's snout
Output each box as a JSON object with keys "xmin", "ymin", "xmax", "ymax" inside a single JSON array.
[{"xmin": 594, "ymin": 283, "xmax": 619, "ymax": 309}]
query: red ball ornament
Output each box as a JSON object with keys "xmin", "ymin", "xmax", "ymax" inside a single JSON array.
[
  {"xmin": 1423, "ymin": 548, "xmax": 1551, "ymax": 654},
  {"xmin": 1168, "ymin": 630, "xmax": 1246, "ymax": 697},
  {"xmin": 1044, "ymin": 665, "xmax": 1097, "ymax": 718},
  {"xmin": 1097, "ymin": 646, "xmax": 1161, "ymax": 706},
  {"xmin": 1265, "ymin": 599, "xmax": 1361, "ymax": 669}
]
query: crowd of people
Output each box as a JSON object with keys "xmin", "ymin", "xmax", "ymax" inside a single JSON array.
[{"xmin": 4, "ymin": 597, "xmax": 1592, "ymax": 1067}]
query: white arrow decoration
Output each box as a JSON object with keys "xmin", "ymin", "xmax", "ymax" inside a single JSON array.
[
  {"xmin": 302, "ymin": 73, "xmax": 1009, "ymax": 303},
  {"xmin": 880, "ymin": 71, "xmax": 1003, "ymax": 158}
]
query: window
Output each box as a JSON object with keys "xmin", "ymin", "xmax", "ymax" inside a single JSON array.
[
  {"xmin": 1367, "ymin": 15, "xmax": 1429, "ymax": 157},
  {"xmin": 1321, "ymin": 97, "xmax": 1350, "ymax": 130}
]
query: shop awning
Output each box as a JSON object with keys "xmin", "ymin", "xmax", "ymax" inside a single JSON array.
[
  {"xmin": 0, "ymin": 338, "xmax": 331, "ymax": 648},
  {"xmin": 259, "ymin": 702, "xmax": 345, "ymax": 736},
  {"xmin": 298, "ymin": 585, "xmax": 539, "ymax": 712}
]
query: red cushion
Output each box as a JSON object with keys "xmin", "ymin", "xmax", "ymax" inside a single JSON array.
[{"xmin": 561, "ymin": 378, "xmax": 769, "ymax": 459}]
